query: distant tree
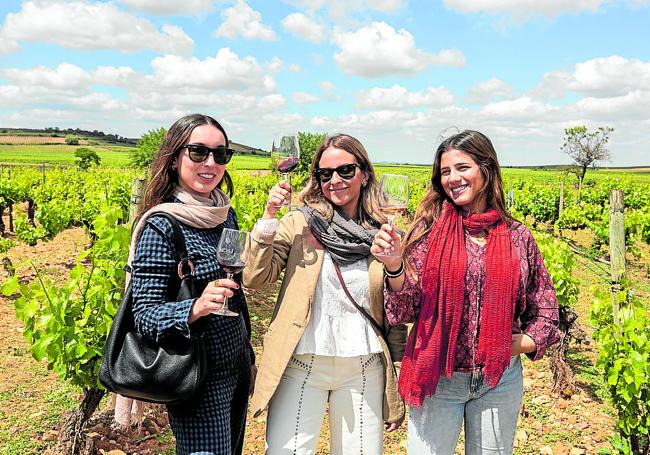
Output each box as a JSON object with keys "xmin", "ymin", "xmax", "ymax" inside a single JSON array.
[
  {"xmin": 561, "ymin": 125, "xmax": 614, "ymax": 192},
  {"xmin": 130, "ymin": 127, "xmax": 166, "ymax": 169},
  {"xmin": 74, "ymin": 147, "xmax": 101, "ymax": 170},
  {"xmin": 65, "ymin": 135, "xmax": 80, "ymax": 145},
  {"xmin": 295, "ymin": 132, "xmax": 327, "ymax": 177}
]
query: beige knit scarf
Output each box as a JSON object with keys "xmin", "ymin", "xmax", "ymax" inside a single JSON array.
[{"xmin": 125, "ymin": 186, "xmax": 231, "ymax": 286}]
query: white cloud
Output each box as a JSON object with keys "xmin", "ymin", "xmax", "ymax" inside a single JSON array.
[
  {"xmin": 285, "ymin": 0, "xmax": 406, "ymax": 19},
  {"xmin": 118, "ymin": 0, "xmax": 214, "ymax": 15},
  {"xmin": 150, "ymin": 49, "xmax": 273, "ymax": 92},
  {"xmin": 267, "ymin": 57, "xmax": 283, "ymax": 72},
  {"xmin": 93, "ymin": 66, "xmax": 139, "ymax": 86},
  {"xmin": 0, "ymin": 1, "xmax": 193, "ymax": 55},
  {"xmin": 571, "ymin": 90, "xmax": 650, "ymax": 121},
  {"xmin": 319, "ymin": 80, "xmax": 335, "ymax": 98},
  {"xmin": 289, "ymin": 63, "xmax": 301, "ymax": 72},
  {"xmin": 281, "ymin": 13, "xmax": 326, "ymax": 43},
  {"xmin": 332, "ymin": 22, "xmax": 465, "ymax": 77},
  {"xmin": 571, "ymin": 55, "xmax": 650, "ymax": 96},
  {"xmin": 356, "ymin": 85, "xmax": 455, "ymax": 109},
  {"xmin": 284, "ymin": 0, "xmax": 327, "ymax": 12},
  {"xmin": 443, "ymin": 0, "xmax": 606, "ymax": 21},
  {"xmin": 318, "ymin": 80, "xmax": 341, "ymax": 101},
  {"xmin": 365, "ymin": 0, "xmax": 406, "ymax": 12},
  {"xmin": 530, "ymin": 70, "xmax": 573, "ymax": 100},
  {"xmin": 214, "ymin": 1, "xmax": 276, "ymax": 41},
  {"xmin": 467, "ymin": 77, "xmax": 513, "ymax": 104},
  {"xmin": 532, "ymin": 55, "xmax": 650, "ymax": 100},
  {"xmin": 293, "ymin": 92, "xmax": 320, "ymax": 103},
  {"xmin": 481, "ymin": 96, "xmax": 557, "ymax": 120},
  {"xmin": 257, "ymin": 94, "xmax": 286, "ymax": 110},
  {"xmin": 1, "ymin": 63, "xmax": 91, "ymax": 91}
]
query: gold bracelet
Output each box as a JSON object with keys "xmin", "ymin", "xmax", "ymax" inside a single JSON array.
[{"xmin": 383, "ymin": 259, "xmax": 404, "ymax": 278}]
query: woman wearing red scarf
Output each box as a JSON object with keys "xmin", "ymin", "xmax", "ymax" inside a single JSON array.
[{"xmin": 371, "ymin": 130, "xmax": 560, "ymax": 454}]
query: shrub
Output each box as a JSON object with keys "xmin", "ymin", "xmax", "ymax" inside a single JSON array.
[
  {"xmin": 74, "ymin": 147, "xmax": 101, "ymax": 170},
  {"xmin": 65, "ymin": 135, "xmax": 80, "ymax": 145}
]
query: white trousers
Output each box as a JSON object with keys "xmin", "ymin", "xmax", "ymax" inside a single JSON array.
[{"xmin": 266, "ymin": 353, "xmax": 385, "ymax": 455}]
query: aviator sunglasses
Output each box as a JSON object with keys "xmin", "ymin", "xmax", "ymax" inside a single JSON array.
[
  {"xmin": 314, "ymin": 163, "xmax": 363, "ymax": 183},
  {"xmin": 183, "ymin": 144, "xmax": 235, "ymax": 165}
]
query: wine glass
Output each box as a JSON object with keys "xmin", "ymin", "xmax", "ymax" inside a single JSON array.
[
  {"xmin": 271, "ymin": 133, "xmax": 301, "ymax": 208},
  {"xmin": 215, "ymin": 228, "xmax": 250, "ymax": 317},
  {"xmin": 377, "ymin": 174, "xmax": 409, "ymax": 257}
]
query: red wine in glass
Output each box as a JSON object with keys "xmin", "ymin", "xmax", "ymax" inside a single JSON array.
[
  {"xmin": 215, "ymin": 229, "xmax": 250, "ymax": 317},
  {"xmin": 277, "ymin": 156, "xmax": 299, "ymax": 173},
  {"xmin": 271, "ymin": 134, "xmax": 301, "ymax": 209},
  {"xmin": 218, "ymin": 260, "xmax": 247, "ymax": 276}
]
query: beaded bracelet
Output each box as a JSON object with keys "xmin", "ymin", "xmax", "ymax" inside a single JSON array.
[{"xmin": 383, "ymin": 259, "xmax": 404, "ymax": 278}]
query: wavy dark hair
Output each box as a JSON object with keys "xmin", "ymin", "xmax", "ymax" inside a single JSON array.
[
  {"xmin": 402, "ymin": 129, "xmax": 514, "ymax": 259},
  {"xmin": 300, "ymin": 134, "xmax": 385, "ymax": 230},
  {"xmin": 135, "ymin": 113, "xmax": 233, "ymax": 226}
]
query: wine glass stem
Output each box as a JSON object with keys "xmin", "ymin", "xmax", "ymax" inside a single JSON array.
[
  {"xmin": 221, "ymin": 272, "xmax": 234, "ymax": 314},
  {"xmin": 386, "ymin": 215, "xmax": 395, "ymax": 226},
  {"xmin": 285, "ymin": 172, "xmax": 293, "ymax": 209}
]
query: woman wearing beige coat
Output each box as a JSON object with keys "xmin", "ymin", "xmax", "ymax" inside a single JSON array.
[{"xmin": 243, "ymin": 134, "xmax": 406, "ymax": 455}]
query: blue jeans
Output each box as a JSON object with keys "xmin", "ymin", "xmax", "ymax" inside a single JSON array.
[{"xmin": 408, "ymin": 356, "xmax": 523, "ymax": 455}]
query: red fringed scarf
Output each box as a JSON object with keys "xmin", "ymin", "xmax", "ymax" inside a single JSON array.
[{"xmin": 398, "ymin": 202, "xmax": 521, "ymax": 407}]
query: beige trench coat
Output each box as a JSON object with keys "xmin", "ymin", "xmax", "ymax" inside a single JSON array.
[{"xmin": 243, "ymin": 210, "xmax": 406, "ymax": 423}]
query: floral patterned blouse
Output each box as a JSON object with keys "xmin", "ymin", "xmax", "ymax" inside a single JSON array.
[{"xmin": 385, "ymin": 221, "xmax": 560, "ymax": 370}]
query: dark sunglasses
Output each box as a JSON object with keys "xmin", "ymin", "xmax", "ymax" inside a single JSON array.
[
  {"xmin": 314, "ymin": 163, "xmax": 363, "ymax": 183},
  {"xmin": 183, "ymin": 144, "xmax": 234, "ymax": 165}
]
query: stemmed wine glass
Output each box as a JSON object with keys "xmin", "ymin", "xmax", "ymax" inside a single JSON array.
[
  {"xmin": 215, "ymin": 228, "xmax": 250, "ymax": 317},
  {"xmin": 271, "ymin": 133, "xmax": 301, "ymax": 209},
  {"xmin": 377, "ymin": 174, "xmax": 409, "ymax": 257}
]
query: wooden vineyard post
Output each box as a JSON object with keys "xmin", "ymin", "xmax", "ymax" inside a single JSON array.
[
  {"xmin": 609, "ymin": 189, "xmax": 626, "ymax": 323},
  {"xmin": 128, "ymin": 178, "xmax": 146, "ymax": 223},
  {"xmin": 559, "ymin": 180, "xmax": 564, "ymax": 220},
  {"xmin": 114, "ymin": 177, "xmax": 147, "ymax": 426},
  {"xmin": 507, "ymin": 189, "xmax": 514, "ymax": 209}
]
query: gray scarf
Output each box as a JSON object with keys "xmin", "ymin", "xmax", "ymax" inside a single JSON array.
[{"xmin": 298, "ymin": 206, "xmax": 377, "ymax": 266}]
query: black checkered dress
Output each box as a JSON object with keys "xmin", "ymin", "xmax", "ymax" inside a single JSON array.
[{"xmin": 131, "ymin": 208, "xmax": 252, "ymax": 455}]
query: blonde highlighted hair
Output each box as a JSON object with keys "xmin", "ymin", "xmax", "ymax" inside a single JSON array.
[{"xmin": 300, "ymin": 134, "xmax": 386, "ymax": 230}]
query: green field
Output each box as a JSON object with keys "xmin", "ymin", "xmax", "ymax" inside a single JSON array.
[
  {"xmin": 0, "ymin": 144, "xmax": 133, "ymax": 167},
  {"xmin": 0, "ymin": 144, "xmax": 272, "ymax": 170}
]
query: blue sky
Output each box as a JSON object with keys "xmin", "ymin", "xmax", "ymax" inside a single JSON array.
[{"xmin": 1, "ymin": 0, "xmax": 649, "ymax": 166}]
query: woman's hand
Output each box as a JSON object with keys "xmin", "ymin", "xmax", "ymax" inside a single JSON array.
[
  {"xmin": 189, "ymin": 278, "xmax": 239, "ymax": 323},
  {"xmin": 371, "ymin": 223, "xmax": 403, "ymax": 270},
  {"xmin": 263, "ymin": 180, "xmax": 291, "ymax": 219},
  {"xmin": 511, "ymin": 333, "xmax": 536, "ymax": 357},
  {"xmin": 385, "ymin": 415, "xmax": 405, "ymax": 432}
]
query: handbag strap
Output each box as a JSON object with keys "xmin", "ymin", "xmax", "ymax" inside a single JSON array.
[
  {"xmin": 332, "ymin": 261, "xmax": 386, "ymax": 340},
  {"xmin": 146, "ymin": 212, "xmax": 194, "ymax": 278}
]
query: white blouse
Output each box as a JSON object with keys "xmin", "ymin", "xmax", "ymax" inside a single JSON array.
[{"xmin": 295, "ymin": 252, "xmax": 383, "ymax": 357}]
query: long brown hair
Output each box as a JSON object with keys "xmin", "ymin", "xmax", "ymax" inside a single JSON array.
[
  {"xmin": 135, "ymin": 113, "xmax": 233, "ymax": 226},
  {"xmin": 403, "ymin": 129, "xmax": 513, "ymax": 258},
  {"xmin": 300, "ymin": 134, "xmax": 385, "ymax": 230}
]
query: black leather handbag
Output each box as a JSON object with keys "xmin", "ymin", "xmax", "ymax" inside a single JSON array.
[{"xmin": 99, "ymin": 212, "xmax": 208, "ymax": 404}]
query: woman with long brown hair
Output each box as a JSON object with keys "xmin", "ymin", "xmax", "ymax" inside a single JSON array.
[
  {"xmin": 129, "ymin": 113, "xmax": 254, "ymax": 454},
  {"xmin": 244, "ymin": 134, "xmax": 406, "ymax": 454},
  {"xmin": 372, "ymin": 129, "xmax": 560, "ymax": 454}
]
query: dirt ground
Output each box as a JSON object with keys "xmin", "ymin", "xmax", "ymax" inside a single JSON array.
[{"xmin": 2, "ymin": 223, "xmax": 641, "ymax": 454}]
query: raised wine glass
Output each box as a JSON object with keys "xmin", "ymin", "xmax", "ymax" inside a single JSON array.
[
  {"xmin": 271, "ymin": 133, "xmax": 301, "ymax": 209},
  {"xmin": 215, "ymin": 228, "xmax": 250, "ymax": 317},
  {"xmin": 377, "ymin": 173, "xmax": 409, "ymax": 257}
]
